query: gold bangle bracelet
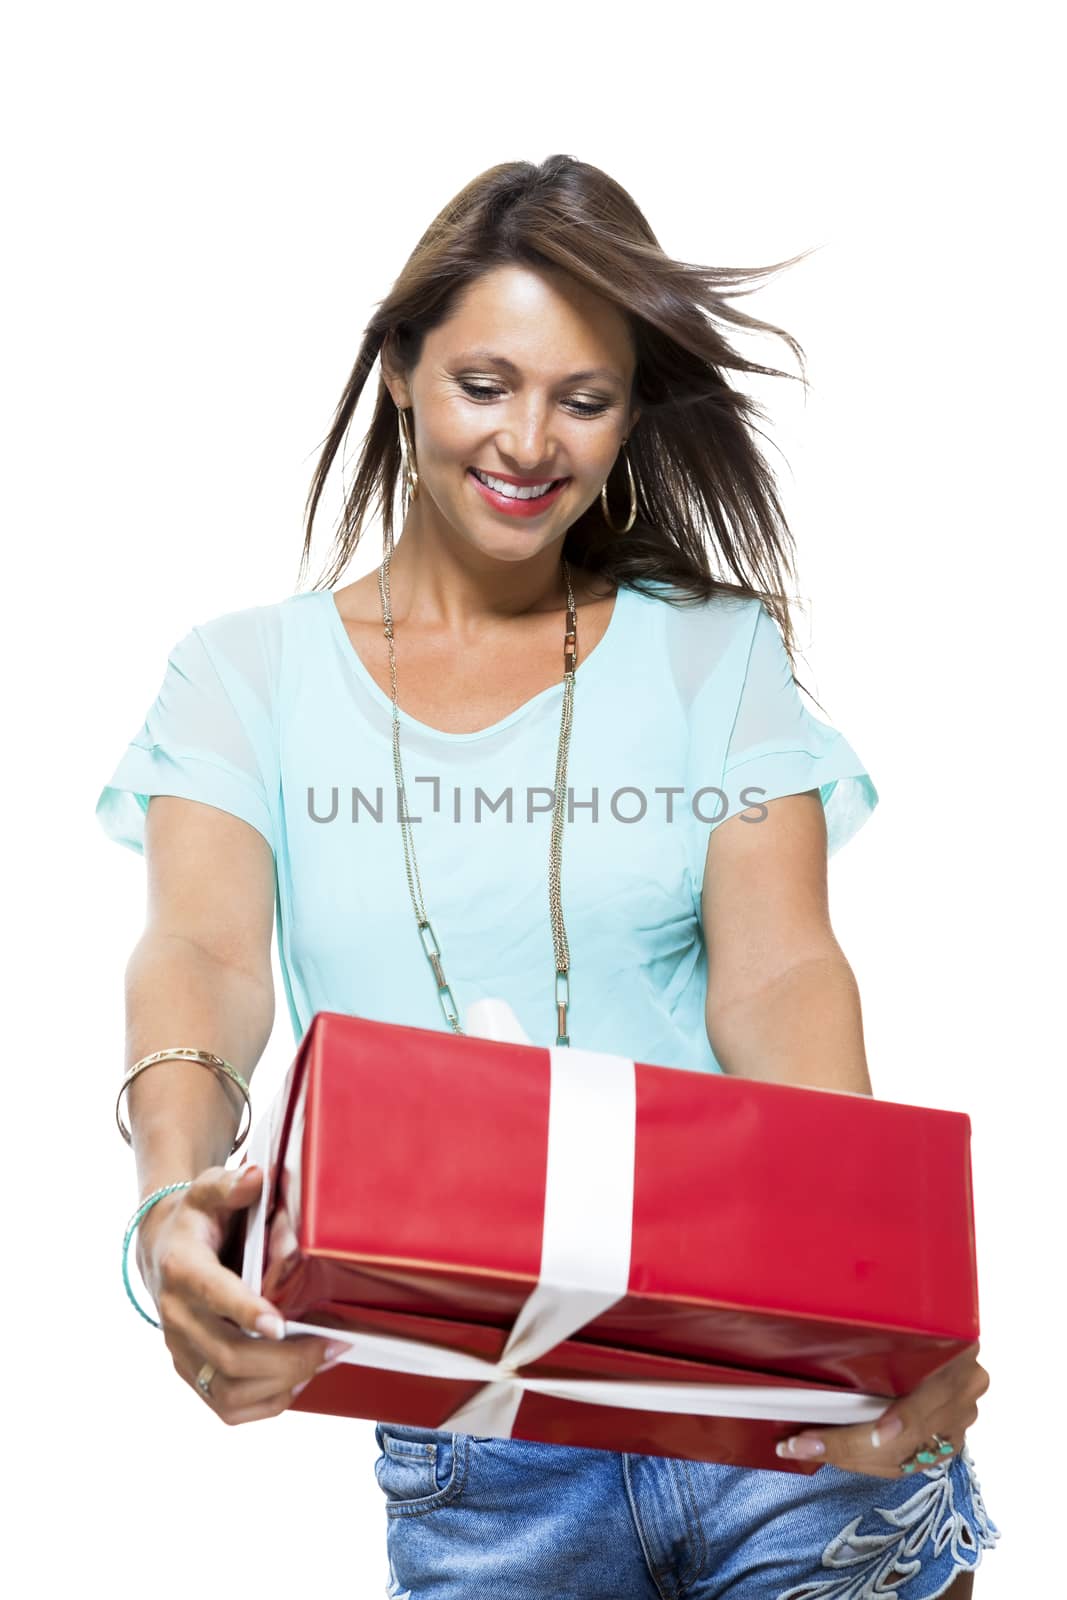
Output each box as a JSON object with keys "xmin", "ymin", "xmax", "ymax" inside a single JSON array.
[{"xmin": 115, "ymin": 1048, "xmax": 252, "ymax": 1155}]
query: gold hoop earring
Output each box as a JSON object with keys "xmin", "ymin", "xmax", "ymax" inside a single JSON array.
[
  {"xmin": 600, "ymin": 441, "xmax": 637, "ymax": 534},
  {"xmin": 397, "ymin": 405, "xmax": 419, "ymax": 509}
]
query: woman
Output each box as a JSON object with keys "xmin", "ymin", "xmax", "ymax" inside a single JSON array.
[{"xmin": 98, "ymin": 155, "xmax": 1000, "ymax": 1598}]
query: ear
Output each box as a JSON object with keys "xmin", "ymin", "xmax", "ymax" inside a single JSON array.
[
  {"xmin": 380, "ymin": 331, "xmax": 413, "ymax": 410},
  {"xmin": 627, "ymin": 405, "xmax": 641, "ymax": 439}
]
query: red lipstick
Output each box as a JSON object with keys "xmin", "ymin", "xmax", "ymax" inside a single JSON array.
[
  {"xmin": 471, "ymin": 468, "xmax": 562, "ymax": 486},
  {"xmin": 467, "ymin": 467, "xmax": 569, "ymax": 519}
]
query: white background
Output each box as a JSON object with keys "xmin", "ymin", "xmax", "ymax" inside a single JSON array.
[{"xmin": 5, "ymin": 3, "xmax": 1058, "ymax": 1594}]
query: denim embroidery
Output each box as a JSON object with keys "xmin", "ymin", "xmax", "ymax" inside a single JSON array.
[{"xmin": 777, "ymin": 1443, "xmax": 1001, "ymax": 1600}]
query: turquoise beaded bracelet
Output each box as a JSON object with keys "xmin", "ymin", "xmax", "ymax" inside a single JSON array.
[{"xmin": 122, "ymin": 1182, "xmax": 193, "ymax": 1328}]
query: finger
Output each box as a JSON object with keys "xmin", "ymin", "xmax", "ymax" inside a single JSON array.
[
  {"xmin": 866, "ymin": 1364, "xmax": 982, "ymax": 1459},
  {"xmin": 865, "ymin": 1401, "xmax": 961, "ymax": 1455},
  {"xmin": 213, "ymin": 1390, "xmax": 297, "ymax": 1427},
  {"xmin": 166, "ymin": 1322, "xmax": 295, "ymax": 1412},
  {"xmin": 904, "ymin": 1341, "xmax": 982, "ymax": 1405},
  {"xmin": 169, "ymin": 1294, "xmax": 348, "ymax": 1388},
  {"xmin": 779, "ymin": 1394, "xmax": 967, "ymax": 1474},
  {"xmin": 777, "ymin": 1430, "xmax": 939, "ymax": 1481},
  {"xmin": 777, "ymin": 1412, "xmax": 907, "ymax": 1467},
  {"xmin": 869, "ymin": 1426, "xmax": 965, "ymax": 1481},
  {"xmin": 194, "ymin": 1363, "xmax": 301, "ymax": 1416},
  {"xmin": 895, "ymin": 1430, "xmax": 966, "ymax": 1475},
  {"xmin": 777, "ymin": 1406, "xmax": 905, "ymax": 1464},
  {"xmin": 185, "ymin": 1162, "xmax": 267, "ymax": 1223},
  {"xmin": 156, "ymin": 1170, "xmax": 287, "ymax": 1342},
  {"xmin": 784, "ymin": 1358, "xmax": 975, "ymax": 1464}
]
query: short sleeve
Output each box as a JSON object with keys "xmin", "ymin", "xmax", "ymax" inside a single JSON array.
[
  {"xmin": 690, "ymin": 599, "xmax": 879, "ymax": 860},
  {"xmin": 95, "ymin": 608, "xmax": 279, "ymax": 858}
]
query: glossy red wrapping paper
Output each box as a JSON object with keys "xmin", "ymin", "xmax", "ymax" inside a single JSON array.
[{"xmin": 223, "ymin": 1010, "xmax": 980, "ymax": 1473}]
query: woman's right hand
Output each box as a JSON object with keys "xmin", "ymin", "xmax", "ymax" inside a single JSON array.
[{"xmin": 136, "ymin": 1163, "xmax": 350, "ymax": 1424}]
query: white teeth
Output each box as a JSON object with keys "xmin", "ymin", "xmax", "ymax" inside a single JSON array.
[{"xmin": 472, "ymin": 469, "xmax": 559, "ymax": 500}]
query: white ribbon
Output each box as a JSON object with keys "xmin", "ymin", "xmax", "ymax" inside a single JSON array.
[{"xmin": 241, "ymin": 998, "xmax": 891, "ymax": 1434}]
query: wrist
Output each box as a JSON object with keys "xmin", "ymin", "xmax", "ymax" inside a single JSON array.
[{"xmin": 134, "ymin": 1185, "xmax": 188, "ymax": 1278}]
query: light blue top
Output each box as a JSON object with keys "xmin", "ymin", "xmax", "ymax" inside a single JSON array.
[{"xmin": 95, "ymin": 581, "xmax": 878, "ymax": 1072}]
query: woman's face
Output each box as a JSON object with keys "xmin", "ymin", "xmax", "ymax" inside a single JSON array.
[{"xmin": 384, "ymin": 264, "xmax": 640, "ymax": 564}]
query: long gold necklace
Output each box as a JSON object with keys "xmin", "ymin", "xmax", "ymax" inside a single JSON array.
[{"xmin": 377, "ymin": 536, "xmax": 578, "ymax": 1046}]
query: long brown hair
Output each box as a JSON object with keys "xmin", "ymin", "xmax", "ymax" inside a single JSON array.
[{"xmin": 299, "ymin": 154, "xmax": 820, "ymax": 681}]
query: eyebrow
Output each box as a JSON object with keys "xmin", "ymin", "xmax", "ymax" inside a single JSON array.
[{"xmin": 453, "ymin": 349, "xmax": 625, "ymax": 387}]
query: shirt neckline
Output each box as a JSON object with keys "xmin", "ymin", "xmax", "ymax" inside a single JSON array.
[{"xmin": 322, "ymin": 581, "xmax": 630, "ymax": 744}]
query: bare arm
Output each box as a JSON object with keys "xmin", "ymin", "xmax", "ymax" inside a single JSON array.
[
  {"xmin": 701, "ymin": 790, "xmax": 873, "ymax": 1096},
  {"xmin": 115, "ymin": 794, "xmax": 339, "ymax": 1422},
  {"xmin": 704, "ymin": 793, "xmax": 993, "ymax": 1480},
  {"xmin": 127, "ymin": 793, "xmax": 276, "ymax": 1251}
]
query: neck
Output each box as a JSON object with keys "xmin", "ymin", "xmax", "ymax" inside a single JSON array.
[{"xmin": 381, "ymin": 506, "xmax": 573, "ymax": 634}]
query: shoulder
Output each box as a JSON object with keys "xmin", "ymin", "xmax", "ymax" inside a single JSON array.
[
  {"xmin": 624, "ymin": 581, "xmax": 763, "ymax": 702},
  {"xmin": 186, "ymin": 594, "xmax": 287, "ymax": 650},
  {"xmin": 625, "ymin": 577, "xmax": 761, "ymax": 631},
  {"xmin": 168, "ymin": 593, "xmax": 319, "ymax": 719},
  {"xmin": 183, "ymin": 591, "xmax": 322, "ymax": 668}
]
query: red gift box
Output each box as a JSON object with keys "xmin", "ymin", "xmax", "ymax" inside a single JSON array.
[{"xmin": 229, "ymin": 1003, "xmax": 979, "ymax": 1474}]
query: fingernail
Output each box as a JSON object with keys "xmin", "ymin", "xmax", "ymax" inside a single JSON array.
[
  {"xmin": 319, "ymin": 1340, "xmax": 349, "ymax": 1366},
  {"xmin": 292, "ymin": 1379, "xmax": 311, "ymax": 1397},
  {"xmin": 778, "ymin": 1436, "xmax": 824, "ymax": 1458},
  {"xmin": 871, "ymin": 1416, "xmax": 904, "ymax": 1449},
  {"xmin": 255, "ymin": 1311, "xmax": 285, "ymax": 1340}
]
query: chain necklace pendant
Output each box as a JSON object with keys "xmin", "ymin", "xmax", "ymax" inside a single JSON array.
[{"xmin": 378, "ymin": 540, "xmax": 578, "ymax": 1047}]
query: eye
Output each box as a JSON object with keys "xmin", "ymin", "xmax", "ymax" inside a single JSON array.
[{"xmin": 457, "ymin": 380, "xmax": 610, "ymax": 418}]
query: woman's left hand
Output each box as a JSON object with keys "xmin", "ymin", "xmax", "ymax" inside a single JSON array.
[{"xmin": 775, "ymin": 1341, "xmax": 989, "ymax": 1479}]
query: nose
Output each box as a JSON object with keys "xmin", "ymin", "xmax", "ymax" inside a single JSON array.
[{"xmin": 494, "ymin": 400, "xmax": 557, "ymax": 475}]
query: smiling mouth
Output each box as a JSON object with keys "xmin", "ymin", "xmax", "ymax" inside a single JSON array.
[{"xmin": 468, "ymin": 467, "xmax": 569, "ymax": 501}]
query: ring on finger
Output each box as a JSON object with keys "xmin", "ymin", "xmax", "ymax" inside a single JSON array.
[
  {"xmin": 195, "ymin": 1360, "xmax": 216, "ymax": 1398},
  {"xmin": 899, "ymin": 1432, "xmax": 955, "ymax": 1474}
]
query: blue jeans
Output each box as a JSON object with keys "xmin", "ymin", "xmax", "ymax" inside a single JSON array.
[{"xmin": 373, "ymin": 1424, "xmax": 1000, "ymax": 1598}]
